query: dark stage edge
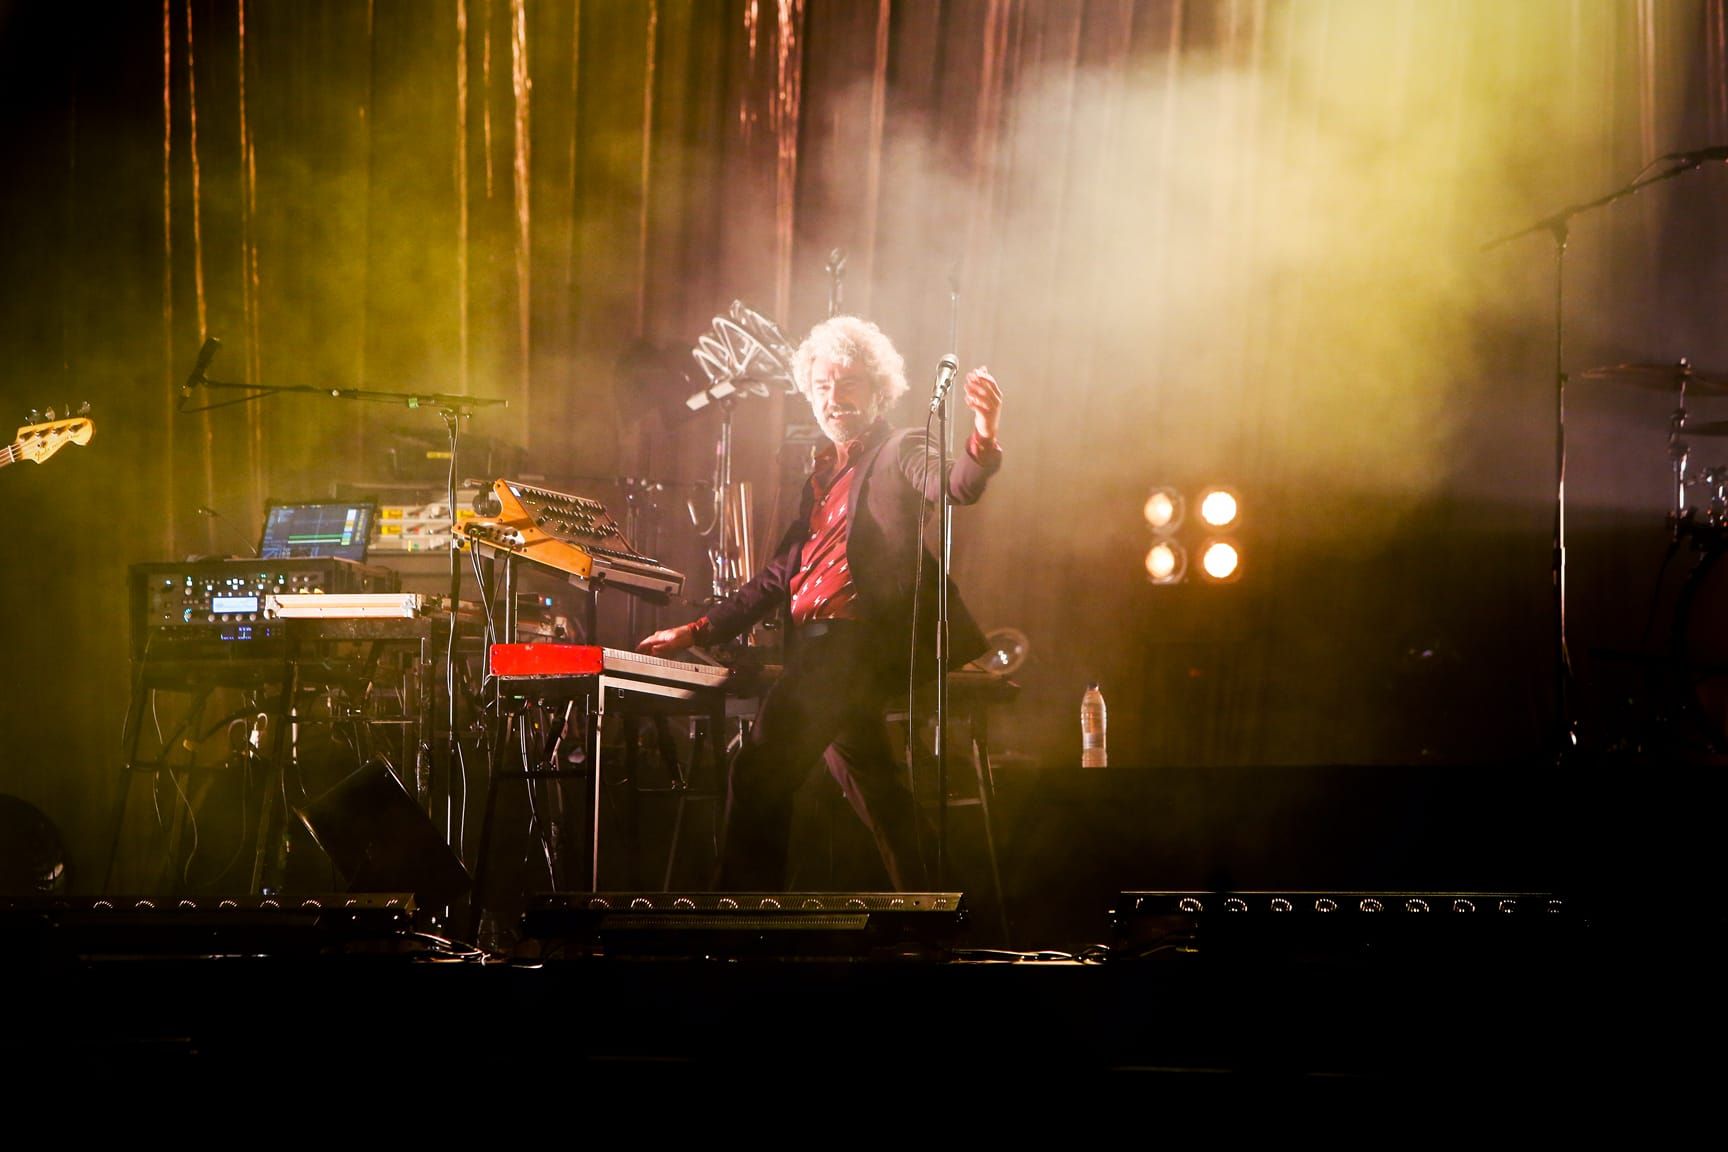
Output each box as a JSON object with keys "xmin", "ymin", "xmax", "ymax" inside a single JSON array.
[
  {"xmin": 1, "ymin": 894, "xmax": 1719, "ymax": 1111},
  {"xmin": 16, "ymin": 758, "xmax": 1723, "ymax": 1115}
]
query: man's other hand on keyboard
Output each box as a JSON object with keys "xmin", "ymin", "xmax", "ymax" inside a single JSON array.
[{"xmin": 637, "ymin": 621, "xmax": 700, "ymax": 657}]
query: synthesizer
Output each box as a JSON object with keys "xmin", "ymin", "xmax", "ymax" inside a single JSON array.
[
  {"xmin": 263, "ymin": 592, "xmax": 424, "ymax": 619},
  {"xmin": 489, "ymin": 642, "xmax": 733, "ymax": 691},
  {"xmin": 129, "ymin": 558, "xmax": 402, "ymax": 658},
  {"xmin": 599, "ymin": 646, "xmax": 734, "ymax": 690},
  {"xmin": 454, "ymin": 478, "xmax": 684, "ymax": 600}
]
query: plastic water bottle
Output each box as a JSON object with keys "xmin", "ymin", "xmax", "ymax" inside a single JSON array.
[{"xmin": 1081, "ymin": 682, "xmax": 1107, "ymax": 767}]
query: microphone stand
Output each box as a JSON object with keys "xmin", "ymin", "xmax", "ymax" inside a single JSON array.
[
  {"xmin": 180, "ymin": 354, "xmax": 506, "ymax": 923},
  {"xmin": 438, "ymin": 406, "xmax": 468, "ymax": 895},
  {"xmin": 1482, "ymin": 147, "xmax": 1728, "ymax": 767},
  {"xmin": 179, "ymin": 366, "xmax": 505, "ymax": 420},
  {"xmin": 826, "ymin": 248, "xmax": 846, "ymax": 317},
  {"xmin": 932, "ymin": 379, "xmax": 952, "ymax": 889},
  {"xmin": 930, "ymin": 280, "xmax": 961, "ymax": 889},
  {"xmin": 710, "ymin": 395, "xmax": 744, "ymax": 600}
]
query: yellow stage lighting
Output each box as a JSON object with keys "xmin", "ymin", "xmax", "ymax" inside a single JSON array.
[
  {"xmin": 1198, "ymin": 487, "xmax": 1239, "ymax": 529},
  {"xmin": 1144, "ymin": 484, "xmax": 1243, "ymax": 586},
  {"xmin": 1143, "ymin": 487, "xmax": 1183, "ymax": 533},
  {"xmin": 1145, "ymin": 540, "xmax": 1186, "ymax": 584},
  {"xmin": 1199, "ymin": 539, "xmax": 1241, "ymax": 582}
]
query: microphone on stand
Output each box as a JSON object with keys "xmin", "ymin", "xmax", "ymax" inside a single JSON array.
[
  {"xmin": 827, "ymin": 249, "xmax": 847, "ymax": 319},
  {"xmin": 929, "ymin": 354, "xmax": 960, "ymax": 413},
  {"xmin": 195, "ymin": 504, "xmax": 259, "ymax": 558},
  {"xmin": 185, "ymin": 336, "xmax": 222, "ymax": 396}
]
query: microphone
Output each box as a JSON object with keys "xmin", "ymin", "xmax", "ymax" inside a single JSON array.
[
  {"xmin": 186, "ymin": 336, "xmax": 221, "ymax": 393},
  {"xmin": 195, "ymin": 504, "xmax": 259, "ymax": 557},
  {"xmin": 929, "ymin": 354, "xmax": 960, "ymax": 412}
]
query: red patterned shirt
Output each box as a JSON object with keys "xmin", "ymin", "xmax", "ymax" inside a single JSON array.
[
  {"xmin": 789, "ymin": 424, "xmax": 1003, "ymax": 625},
  {"xmin": 688, "ymin": 424, "xmax": 1001, "ymax": 641},
  {"xmin": 789, "ymin": 434, "xmax": 867, "ymax": 624}
]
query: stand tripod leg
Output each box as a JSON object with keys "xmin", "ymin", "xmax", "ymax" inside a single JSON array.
[
  {"xmin": 248, "ymin": 663, "xmax": 298, "ymax": 895},
  {"xmin": 102, "ymin": 677, "xmax": 153, "ymax": 895},
  {"xmin": 661, "ymin": 702, "xmax": 727, "ymax": 891},
  {"xmin": 970, "ymin": 723, "xmax": 1010, "ymax": 945},
  {"xmin": 587, "ymin": 687, "xmax": 607, "ymax": 892},
  {"xmin": 109, "ymin": 682, "xmax": 214, "ymax": 897},
  {"xmin": 521, "ymin": 704, "xmax": 563, "ymax": 889},
  {"xmin": 466, "ymin": 708, "xmax": 515, "ymax": 944}
]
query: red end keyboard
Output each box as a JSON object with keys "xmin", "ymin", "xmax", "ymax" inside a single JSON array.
[{"xmin": 490, "ymin": 643, "xmax": 732, "ymax": 690}]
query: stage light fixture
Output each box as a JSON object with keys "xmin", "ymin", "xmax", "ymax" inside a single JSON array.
[
  {"xmin": 516, "ymin": 891, "xmax": 969, "ymax": 960},
  {"xmin": 1145, "ymin": 484, "xmax": 1244, "ymax": 585},
  {"xmin": 1145, "ymin": 540, "xmax": 1186, "ymax": 584},
  {"xmin": 1198, "ymin": 486, "xmax": 1239, "ymax": 529},
  {"xmin": 1198, "ymin": 538, "xmax": 1241, "ymax": 582},
  {"xmin": 1109, "ymin": 890, "xmax": 1582, "ymax": 961},
  {"xmin": 1144, "ymin": 486, "xmax": 1187, "ymax": 585},
  {"xmin": 1143, "ymin": 487, "xmax": 1183, "ymax": 532}
]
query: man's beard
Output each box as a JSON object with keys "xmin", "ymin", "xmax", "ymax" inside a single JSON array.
[{"xmin": 819, "ymin": 403, "xmax": 873, "ymax": 442}]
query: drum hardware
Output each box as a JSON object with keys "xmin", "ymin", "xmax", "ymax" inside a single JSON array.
[
  {"xmin": 1669, "ymin": 404, "xmax": 1693, "ymax": 527},
  {"xmin": 1665, "ymin": 542, "xmax": 1728, "ymax": 759},
  {"xmin": 1669, "ymin": 459, "xmax": 1728, "ymax": 539},
  {"xmin": 1574, "ymin": 359, "xmax": 1728, "ymax": 395},
  {"xmin": 1703, "ymin": 466, "xmax": 1728, "ymax": 529},
  {"xmin": 1591, "ymin": 364, "xmax": 1728, "ymax": 533},
  {"xmin": 1491, "ymin": 147, "xmax": 1728, "ymax": 761},
  {"xmin": 1583, "ymin": 360, "xmax": 1728, "ymax": 531}
]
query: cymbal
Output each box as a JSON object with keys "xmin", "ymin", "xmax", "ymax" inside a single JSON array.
[{"xmin": 1575, "ymin": 361, "xmax": 1728, "ymax": 393}]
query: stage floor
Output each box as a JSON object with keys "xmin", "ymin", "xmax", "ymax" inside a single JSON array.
[
  {"xmin": 2, "ymin": 888, "xmax": 1715, "ymax": 1109},
  {"xmin": 14, "ymin": 755, "xmax": 1724, "ymax": 1117}
]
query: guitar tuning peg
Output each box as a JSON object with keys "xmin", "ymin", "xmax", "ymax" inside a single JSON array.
[
  {"xmin": 43, "ymin": 406, "xmax": 56, "ymax": 422},
  {"xmin": 26, "ymin": 409, "xmax": 41, "ymax": 424},
  {"xmin": 77, "ymin": 401, "xmax": 91, "ymax": 416}
]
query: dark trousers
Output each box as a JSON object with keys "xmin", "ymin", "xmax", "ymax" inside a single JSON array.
[{"xmin": 713, "ymin": 621, "xmax": 928, "ymax": 891}]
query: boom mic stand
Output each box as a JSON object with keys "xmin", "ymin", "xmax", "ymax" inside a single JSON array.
[{"xmin": 179, "ymin": 338, "xmax": 507, "ymax": 911}]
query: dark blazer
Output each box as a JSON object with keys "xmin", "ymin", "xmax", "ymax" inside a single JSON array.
[{"xmin": 702, "ymin": 422, "xmax": 1001, "ymax": 680}]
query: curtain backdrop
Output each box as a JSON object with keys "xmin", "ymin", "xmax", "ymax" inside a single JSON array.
[{"xmin": 5, "ymin": 0, "xmax": 1726, "ymax": 894}]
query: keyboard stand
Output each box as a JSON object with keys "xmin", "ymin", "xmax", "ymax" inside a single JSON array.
[
  {"xmin": 589, "ymin": 671, "xmax": 728, "ymax": 892},
  {"xmin": 104, "ymin": 617, "xmax": 439, "ymax": 901},
  {"xmin": 470, "ymin": 670, "xmax": 729, "ymax": 937},
  {"xmin": 617, "ymin": 694, "xmax": 732, "ymax": 891},
  {"xmin": 466, "ymin": 554, "xmax": 729, "ymax": 943}
]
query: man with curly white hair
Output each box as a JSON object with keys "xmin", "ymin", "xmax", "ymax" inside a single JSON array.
[{"xmin": 638, "ymin": 313, "xmax": 1004, "ymax": 890}]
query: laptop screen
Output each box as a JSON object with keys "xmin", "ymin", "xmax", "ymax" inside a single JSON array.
[{"xmin": 258, "ymin": 500, "xmax": 377, "ymax": 562}]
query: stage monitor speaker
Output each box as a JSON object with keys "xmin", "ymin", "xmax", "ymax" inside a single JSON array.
[
  {"xmin": 294, "ymin": 758, "xmax": 471, "ymax": 908},
  {"xmin": 0, "ymin": 794, "xmax": 67, "ymax": 896},
  {"xmin": 1109, "ymin": 890, "xmax": 1583, "ymax": 963},
  {"xmin": 518, "ymin": 891, "xmax": 968, "ymax": 960},
  {"xmin": 0, "ymin": 893, "xmax": 417, "ymax": 969}
]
